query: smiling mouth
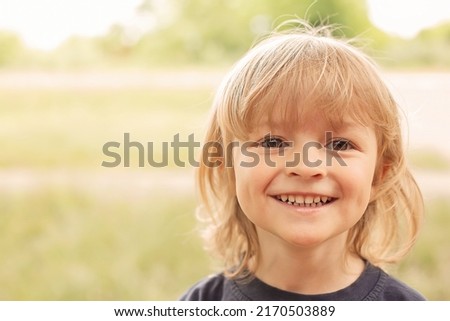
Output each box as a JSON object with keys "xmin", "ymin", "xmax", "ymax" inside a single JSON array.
[{"xmin": 274, "ymin": 194, "xmax": 336, "ymax": 207}]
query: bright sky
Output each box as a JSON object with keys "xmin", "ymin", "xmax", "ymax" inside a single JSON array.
[
  {"xmin": 0, "ymin": 0, "xmax": 142, "ymax": 50},
  {"xmin": 0, "ymin": 0, "xmax": 449, "ymax": 50},
  {"xmin": 367, "ymin": 0, "xmax": 450, "ymax": 38}
]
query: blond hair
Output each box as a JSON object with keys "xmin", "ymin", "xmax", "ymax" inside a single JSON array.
[{"xmin": 196, "ymin": 22, "xmax": 423, "ymax": 278}]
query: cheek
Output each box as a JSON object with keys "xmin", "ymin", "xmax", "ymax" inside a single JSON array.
[
  {"xmin": 234, "ymin": 163, "xmax": 266, "ymax": 197},
  {"xmin": 233, "ymin": 155, "xmax": 254, "ymax": 206},
  {"xmin": 233, "ymin": 167, "xmax": 257, "ymax": 224},
  {"xmin": 233, "ymin": 154, "xmax": 275, "ymax": 215},
  {"xmin": 233, "ymin": 149, "xmax": 262, "ymax": 188},
  {"xmin": 340, "ymin": 160, "xmax": 376, "ymax": 203}
]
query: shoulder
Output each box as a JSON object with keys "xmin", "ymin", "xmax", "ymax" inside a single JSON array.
[
  {"xmin": 179, "ymin": 273, "xmax": 227, "ymax": 301},
  {"xmin": 382, "ymin": 273, "xmax": 426, "ymax": 300},
  {"xmin": 366, "ymin": 266, "xmax": 426, "ymax": 301}
]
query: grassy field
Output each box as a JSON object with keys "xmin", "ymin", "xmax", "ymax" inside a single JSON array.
[
  {"xmin": 0, "ymin": 82, "xmax": 213, "ymax": 300},
  {"xmin": 0, "ymin": 71, "xmax": 449, "ymax": 300}
]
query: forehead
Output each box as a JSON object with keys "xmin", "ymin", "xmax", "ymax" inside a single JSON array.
[
  {"xmin": 243, "ymin": 75, "xmax": 373, "ymax": 138},
  {"xmin": 217, "ymin": 33, "xmax": 391, "ymax": 143},
  {"xmin": 251, "ymin": 108, "xmax": 369, "ymax": 136}
]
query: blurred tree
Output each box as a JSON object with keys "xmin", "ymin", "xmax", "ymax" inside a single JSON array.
[
  {"xmin": 410, "ymin": 22, "xmax": 450, "ymax": 68},
  {"xmin": 96, "ymin": 24, "xmax": 134, "ymax": 57},
  {"xmin": 417, "ymin": 22, "xmax": 450, "ymax": 43},
  {"xmin": 51, "ymin": 36, "xmax": 105, "ymax": 69},
  {"xmin": 0, "ymin": 31, "xmax": 24, "ymax": 67},
  {"xmin": 21, "ymin": 0, "xmax": 390, "ymax": 68},
  {"xmin": 133, "ymin": 0, "xmax": 389, "ymax": 64}
]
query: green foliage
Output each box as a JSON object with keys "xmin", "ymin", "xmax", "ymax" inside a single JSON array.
[
  {"xmin": 2, "ymin": 0, "xmax": 450, "ymax": 69},
  {"xmin": 0, "ymin": 31, "xmax": 24, "ymax": 66},
  {"xmin": 417, "ymin": 22, "xmax": 450, "ymax": 43},
  {"xmin": 380, "ymin": 22, "xmax": 450, "ymax": 69},
  {"xmin": 133, "ymin": 0, "xmax": 386, "ymax": 65},
  {"xmin": 9, "ymin": 0, "xmax": 389, "ymax": 69}
]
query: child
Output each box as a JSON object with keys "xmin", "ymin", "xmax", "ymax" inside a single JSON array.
[{"xmin": 181, "ymin": 21, "xmax": 425, "ymax": 300}]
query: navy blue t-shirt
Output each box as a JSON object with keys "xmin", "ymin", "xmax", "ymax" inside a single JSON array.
[{"xmin": 180, "ymin": 263, "xmax": 425, "ymax": 301}]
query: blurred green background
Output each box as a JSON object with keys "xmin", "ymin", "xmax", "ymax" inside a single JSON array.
[{"xmin": 0, "ymin": 0, "xmax": 449, "ymax": 300}]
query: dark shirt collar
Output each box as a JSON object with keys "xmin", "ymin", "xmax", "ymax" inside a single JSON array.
[{"xmin": 228, "ymin": 262, "xmax": 382, "ymax": 301}]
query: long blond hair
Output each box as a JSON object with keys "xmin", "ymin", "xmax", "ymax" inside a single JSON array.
[{"xmin": 196, "ymin": 22, "xmax": 423, "ymax": 278}]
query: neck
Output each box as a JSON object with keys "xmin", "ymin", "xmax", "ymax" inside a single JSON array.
[{"xmin": 253, "ymin": 229, "xmax": 365, "ymax": 295}]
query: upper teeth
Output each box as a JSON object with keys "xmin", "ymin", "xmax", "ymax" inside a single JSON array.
[{"xmin": 276, "ymin": 194, "xmax": 333, "ymax": 207}]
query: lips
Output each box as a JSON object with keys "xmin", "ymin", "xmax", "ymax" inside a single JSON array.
[{"xmin": 274, "ymin": 194, "xmax": 336, "ymax": 207}]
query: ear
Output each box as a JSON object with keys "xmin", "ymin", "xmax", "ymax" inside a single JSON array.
[{"xmin": 378, "ymin": 163, "xmax": 390, "ymax": 181}]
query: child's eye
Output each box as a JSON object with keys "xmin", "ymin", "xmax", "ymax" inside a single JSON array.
[
  {"xmin": 259, "ymin": 136, "xmax": 290, "ymax": 149},
  {"xmin": 325, "ymin": 139, "xmax": 354, "ymax": 151}
]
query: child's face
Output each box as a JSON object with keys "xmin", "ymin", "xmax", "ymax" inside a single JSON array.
[{"xmin": 232, "ymin": 111, "xmax": 378, "ymax": 251}]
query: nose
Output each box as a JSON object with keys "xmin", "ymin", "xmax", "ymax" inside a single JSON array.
[{"xmin": 285, "ymin": 141, "xmax": 327, "ymax": 178}]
